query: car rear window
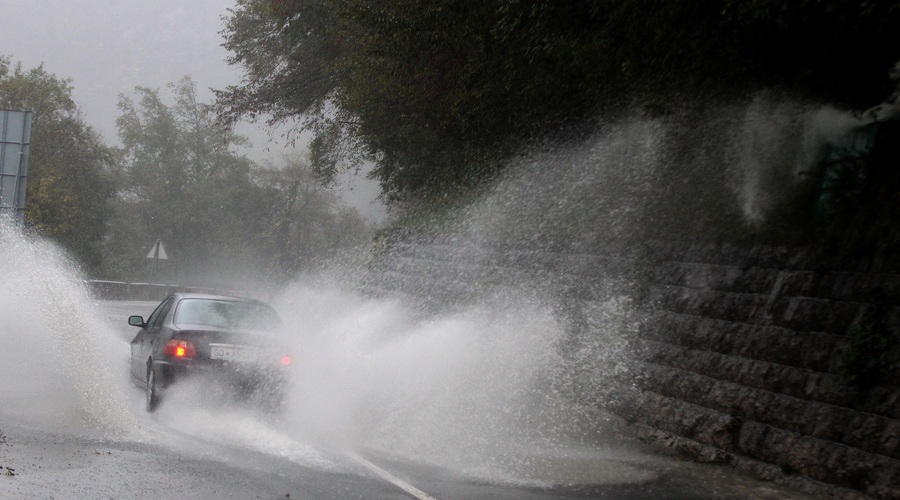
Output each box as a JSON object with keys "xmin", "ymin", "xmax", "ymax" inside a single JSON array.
[{"xmin": 174, "ymin": 298, "xmax": 282, "ymax": 331}]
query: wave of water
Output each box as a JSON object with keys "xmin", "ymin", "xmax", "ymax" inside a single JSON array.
[
  {"xmin": 0, "ymin": 220, "xmax": 138, "ymax": 438},
  {"xmin": 0, "ymin": 97, "xmax": 860, "ymax": 485}
]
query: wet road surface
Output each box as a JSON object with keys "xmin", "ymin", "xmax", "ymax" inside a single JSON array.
[{"xmin": 0, "ymin": 300, "xmax": 817, "ymax": 499}]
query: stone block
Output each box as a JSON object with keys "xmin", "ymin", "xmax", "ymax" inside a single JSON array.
[
  {"xmin": 638, "ymin": 362, "xmax": 900, "ymax": 458},
  {"xmin": 640, "ymin": 312, "xmax": 844, "ymax": 373},
  {"xmin": 732, "ymin": 267, "xmax": 781, "ymax": 294},
  {"xmin": 769, "ymin": 297, "xmax": 861, "ymax": 334},
  {"xmin": 622, "ymin": 389, "xmax": 741, "ymax": 451},
  {"xmin": 809, "ymin": 272, "xmax": 900, "ymax": 305},
  {"xmin": 777, "ymin": 270, "xmax": 819, "ymax": 297},
  {"xmin": 737, "ymin": 422, "xmax": 900, "ymax": 499},
  {"xmin": 753, "ymin": 246, "xmax": 792, "ymax": 269},
  {"xmin": 647, "ymin": 285, "xmax": 767, "ymax": 322}
]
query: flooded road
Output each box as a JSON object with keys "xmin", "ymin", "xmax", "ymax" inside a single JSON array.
[
  {"xmin": 0, "ymin": 222, "xmax": 812, "ymax": 498},
  {"xmin": 0, "ymin": 296, "xmax": 815, "ymax": 499}
]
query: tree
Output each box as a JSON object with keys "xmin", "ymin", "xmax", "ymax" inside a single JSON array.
[
  {"xmin": 216, "ymin": 1, "xmax": 900, "ymax": 207},
  {"xmin": 255, "ymin": 151, "xmax": 369, "ymax": 281},
  {"xmin": 108, "ymin": 76, "xmax": 266, "ymax": 284},
  {"xmin": 108, "ymin": 76, "xmax": 370, "ymax": 285},
  {"xmin": 0, "ymin": 56, "xmax": 115, "ymax": 272}
]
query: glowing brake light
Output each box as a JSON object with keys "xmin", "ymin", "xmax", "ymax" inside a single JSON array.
[
  {"xmin": 281, "ymin": 355, "xmax": 292, "ymax": 366},
  {"xmin": 164, "ymin": 339, "xmax": 196, "ymax": 359}
]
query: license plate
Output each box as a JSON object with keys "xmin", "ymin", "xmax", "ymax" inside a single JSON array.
[{"xmin": 209, "ymin": 344, "xmax": 258, "ymax": 363}]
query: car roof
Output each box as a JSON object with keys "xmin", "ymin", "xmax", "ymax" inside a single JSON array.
[{"xmin": 172, "ymin": 293, "xmax": 268, "ymax": 304}]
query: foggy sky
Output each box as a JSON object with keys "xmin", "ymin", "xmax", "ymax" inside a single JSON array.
[{"xmin": 0, "ymin": 0, "xmax": 385, "ymax": 221}]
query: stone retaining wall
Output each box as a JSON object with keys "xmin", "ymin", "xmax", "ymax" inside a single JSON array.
[
  {"xmin": 627, "ymin": 244, "xmax": 900, "ymax": 500},
  {"xmin": 362, "ymin": 239, "xmax": 900, "ymax": 499}
]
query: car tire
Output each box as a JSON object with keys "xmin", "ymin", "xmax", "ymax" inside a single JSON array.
[{"xmin": 146, "ymin": 365, "xmax": 161, "ymax": 412}]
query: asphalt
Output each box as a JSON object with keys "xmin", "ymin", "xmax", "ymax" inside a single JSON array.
[{"xmin": 0, "ymin": 300, "xmax": 822, "ymax": 499}]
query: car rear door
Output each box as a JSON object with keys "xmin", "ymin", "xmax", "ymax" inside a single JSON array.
[{"xmin": 132, "ymin": 296, "xmax": 175, "ymax": 382}]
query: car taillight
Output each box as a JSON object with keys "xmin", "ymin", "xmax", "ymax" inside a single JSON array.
[
  {"xmin": 164, "ymin": 339, "xmax": 196, "ymax": 359},
  {"xmin": 281, "ymin": 355, "xmax": 292, "ymax": 366}
]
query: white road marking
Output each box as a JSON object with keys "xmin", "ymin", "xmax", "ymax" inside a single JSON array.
[{"xmin": 349, "ymin": 454, "xmax": 438, "ymax": 500}]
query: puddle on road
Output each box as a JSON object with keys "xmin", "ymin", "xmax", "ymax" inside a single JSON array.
[{"xmin": 0, "ymin": 219, "xmax": 664, "ymax": 488}]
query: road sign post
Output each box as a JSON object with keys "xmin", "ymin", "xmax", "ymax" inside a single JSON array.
[{"xmin": 146, "ymin": 239, "xmax": 168, "ymax": 283}]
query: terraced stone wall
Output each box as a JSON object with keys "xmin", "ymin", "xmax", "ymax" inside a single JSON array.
[
  {"xmin": 362, "ymin": 239, "xmax": 900, "ymax": 499},
  {"xmin": 623, "ymin": 243, "xmax": 900, "ymax": 500}
]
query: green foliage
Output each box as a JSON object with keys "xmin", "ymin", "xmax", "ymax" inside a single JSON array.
[
  {"xmin": 749, "ymin": 116, "xmax": 900, "ymax": 257},
  {"xmin": 217, "ymin": 1, "xmax": 900, "ymax": 208},
  {"xmin": 254, "ymin": 151, "xmax": 370, "ymax": 280},
  {"xmin": 109, "ymin": 77, "xmax": 256, "ymax": 282},
  {"xmin": 0, "ymin": 55, "xmax": 368, "ymax": 283},
  {"xmin": 107, "ymin": 77, "xmax": 369, "ymax": 285},
  {"xmin": 821, "ymin": 121, "xmax": 900, "ymax": 255},
  {"xmin": 0, "ymin": 56, "xmax": 115, "ymax": 272}
]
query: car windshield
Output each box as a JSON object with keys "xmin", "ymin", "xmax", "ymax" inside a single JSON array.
[{"xmin": 174, "ymin": 298, "xmax": 282, "ymax": 331}]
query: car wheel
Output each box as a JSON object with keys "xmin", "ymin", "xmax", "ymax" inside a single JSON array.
[{"xmin": 146, "ymin": 365, "xmax": 161, "ymax": 412}]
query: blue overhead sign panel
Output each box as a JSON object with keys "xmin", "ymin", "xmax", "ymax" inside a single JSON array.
[{"xmin": 0, "ymin": 109, "xmax": 32, "ymax": 224}]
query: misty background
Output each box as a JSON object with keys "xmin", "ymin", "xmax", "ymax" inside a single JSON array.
[
  {"xmin": 0, "ymin": 0, "xmax": 386, "ymax": 221},
  {"xmin": 1, "ymin": 1, "xmax": 898, "ymax": 290},
  {"xmin": 0, "ymin": 3, "xmax": 898, "ymax": 498}
]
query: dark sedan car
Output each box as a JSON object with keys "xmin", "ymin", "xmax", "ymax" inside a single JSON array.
[{"xmin": 129, "ymin": 293, "xmax": 292, "ymax": 412}]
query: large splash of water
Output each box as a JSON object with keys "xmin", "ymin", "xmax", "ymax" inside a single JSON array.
[
  {"xmin": 0, "ymin": 95, "xmax": 865, "ymax": 487},
  {"xmin": 272, "ymin": 96, "xmax": 864, "ymax": 480},
  {"xmin": 420, "ymin": 95, "xmax": 866, "ymax": 252},
  {"xmin": 0, "ymin": 220, "xmax": 138, "ymax": 437},
  {"xmin": 266, "ymin": 281, "xmax": 637, "ymax": 482}
]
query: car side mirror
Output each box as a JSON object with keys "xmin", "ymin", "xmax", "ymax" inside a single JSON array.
[{"xmin": 128, "ymin": 315, "xmax": 146, "ymax": 328}]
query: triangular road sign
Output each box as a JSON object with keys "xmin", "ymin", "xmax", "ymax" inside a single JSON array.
[{"xmin": 146, "ymin": 240, "xmax": 168, "ymax": 260}]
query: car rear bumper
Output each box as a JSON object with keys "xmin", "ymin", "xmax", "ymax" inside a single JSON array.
[{"xmin": 153, "ymin": 358, "xmax": 288, "ymax": 391}]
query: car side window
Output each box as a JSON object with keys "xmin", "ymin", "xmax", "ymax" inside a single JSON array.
[{"xmin": 146, "ymin": 297, "xmax": 174, "ymax": 330}]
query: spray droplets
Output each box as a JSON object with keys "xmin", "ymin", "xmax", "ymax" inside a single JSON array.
[{"xmin": 0, "ymin": 219, "xmax": 137, "ymax": 438}]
